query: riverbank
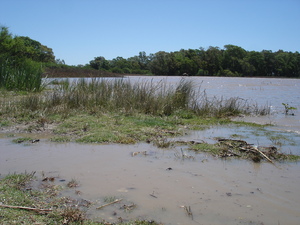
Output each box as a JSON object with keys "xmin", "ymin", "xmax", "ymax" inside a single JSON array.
[{"xmin": 1, "ymin": 77, "xmax": 300, "ymax": 224}]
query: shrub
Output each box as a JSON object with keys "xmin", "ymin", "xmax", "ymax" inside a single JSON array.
[{"xmin": 0, "ymin": 58, "xmax": 43, "ymax": 92}]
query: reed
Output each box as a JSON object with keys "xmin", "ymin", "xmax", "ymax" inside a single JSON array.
[
  {"xmin": 6, "ymin": 78, "xmax": 269, "ymax": 118},
  {"xmin": 0, "ymin": 59, "xmax": 43, "ymax": 92}
]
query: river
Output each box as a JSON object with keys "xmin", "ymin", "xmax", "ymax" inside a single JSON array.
[{"xmin": 1, "ymin": 76, "xmax": 300, "ymax": 225}]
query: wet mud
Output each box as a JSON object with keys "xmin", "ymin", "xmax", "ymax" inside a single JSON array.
[{"xmin": 1, "ymin": 138, "xmax": 300, "ymax": 225}]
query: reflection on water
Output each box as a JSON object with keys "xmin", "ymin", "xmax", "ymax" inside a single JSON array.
[{"xmin": 1, "ymin": 139, "xmax": 300, "ymax": 225}]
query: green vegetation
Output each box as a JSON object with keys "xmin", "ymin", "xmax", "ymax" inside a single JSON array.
[
  {"xmin": 0, "ymin": 173, "xmax": 162, "ymax": 225},
  {"xmin": 282, "ymin": 103, "xmax": 297, "ymax": 115},
  {"xmin": 0, "ymin": 78, "xmax": 269, "ymax": 144},
  {"xmin": 188, "ymin": 139, "xmax": 300, "ymax": 162},
  {"xmin": 88, "ymin": 46, "xmax": 300, "ymax": 77},
  {"xmin": 2, "ymin": 25, "xmax": 300, "ymax": 82},
  {"xmin": 12, "ymin": 137, "xmax": 33, "ymax": 144},
  {"xmin": 0, "ymin": 26, "xmax": 54, "ymax": 92}
]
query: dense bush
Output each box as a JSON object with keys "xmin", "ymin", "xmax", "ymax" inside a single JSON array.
[{"xmin": 0, "ymin": 26, "xmax": 54, "ymax": 91}]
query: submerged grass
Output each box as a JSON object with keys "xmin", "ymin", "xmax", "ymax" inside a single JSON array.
[
  {"xmin": 51, "ymin": 113, "xmax": 181, "ymax": 144},
  {"xmin": 0, "ymin": 173, "xmax": 162, "ymax": 225}
]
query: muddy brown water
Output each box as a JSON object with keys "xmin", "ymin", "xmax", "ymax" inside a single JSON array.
[
  {"xmin": 2, "ymin": 76, "xmax": 300, "ymax": 224},
  {"xmin": 1, "ymin": 137, "xmax": 300, "ymax": 225}
]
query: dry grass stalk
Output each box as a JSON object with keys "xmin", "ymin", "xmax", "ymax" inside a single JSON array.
[
  {"xmin": 96, "ymin": 198, "xmax": 123, "ymax": 210},
  {"xmin": 0, "ymin": 204, "xmax": 52, "ymax": 213}
]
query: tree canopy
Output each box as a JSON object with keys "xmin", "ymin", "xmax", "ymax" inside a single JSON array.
[
  {"xmin": 0, "ymin": 26, "xmax": 55, "ymax": 91},
  {"xmin": 0, "ymin": 26, "xmax": 55, "ymax": 64},
  {"xmin": 89, "ymin": 46, "xmax": 300, "ymax": 77}
]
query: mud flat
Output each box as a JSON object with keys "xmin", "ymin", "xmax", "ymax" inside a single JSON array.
[{"xmin": 1, "ymin": 138, "xmax": 300, "ymax": 225}]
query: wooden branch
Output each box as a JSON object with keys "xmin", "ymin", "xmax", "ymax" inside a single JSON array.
[
  {"xmin": 96, "ymin": 198, "xmax": 123, "ymax": 210},
  {"xmin": 0, "ymin": 204, "xmax": 52, "ymax": 213},
  {"xmin": 253, "ymin": 147, "xmax": 274, "ymax": 164}
]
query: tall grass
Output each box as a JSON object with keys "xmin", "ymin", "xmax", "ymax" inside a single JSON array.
[
  {"xmin": 0, "ymin": 59, "xmax": 43, "ymax": 92},
  {"xmin": 3, "ymin": 78, "xmax": 269, "ymax": 118}
]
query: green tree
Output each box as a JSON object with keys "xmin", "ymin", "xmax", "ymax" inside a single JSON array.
[
  {"xmin": 111, "ymin": 56, "xmax": 130, "ymax": 70},
  {"xmin": 261, "ymin": 50, "xmax": 275, "ymax": 76},
  {"xmin": 274, "ymin": 50, "xmax": 298, "ymax": 77},
  {"xmin": 16, "ymin": 36, "xmax": 55, "ymax": 63},
  {"xmin": 223, "ymin": 45, "xmax": 247, "ymax": 75},
  {"xmin": 137, "ymin": 51, "xmax": 149, "ymax": 70},
  {"xmin": 148, "ymin": 51, "xmax": 170, "ymax": 75},
  {"xmin": 89, "ymin": 56, "xmax": 110, "ymax": 70},
  {"xmin": 245, "ymin": 51, "xmax": 265, "ymax": 76},
  {"xmin": 203, "ymin": 46, "xmax": 223, "ymax": 76}
]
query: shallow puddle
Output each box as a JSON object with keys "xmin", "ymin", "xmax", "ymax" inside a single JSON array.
[{"xmin": 1, "ymin": 137, "xmax": 300, "ymax": 225}]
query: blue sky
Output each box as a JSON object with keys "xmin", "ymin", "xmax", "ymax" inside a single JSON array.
[{"xmin": 1, "ymin": 0, "xmax": 299, "ymax": 65}]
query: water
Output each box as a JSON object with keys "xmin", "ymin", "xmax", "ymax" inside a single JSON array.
[
  {"xmin": 2, "ymin": 76, "xmax": 300, "ymax": 225},
  {"xmin": 51, "ymin": 76, "xmax": 300, "ymax": 132},
  {"xmin": 125, "ymin": 76, "xmax": 300, "ymax": 133},
  {"xmin": 1, "ymin": 139, "xmax": 300, "ymax": 225}
]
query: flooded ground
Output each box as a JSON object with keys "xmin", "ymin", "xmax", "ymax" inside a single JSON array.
[
  {"xmin": 61, "ymin": 76, "xmax": 300, "ymax": 132},
  {"xmin": 126, "ymin": 76, "xmax": 300, "ymax": 133},
  {"xmin": 2, "ymin": 76, "xmax": 300, "ymax": 224},
  {"xmin": 1, "ymin": 136, "xmax": 300, "ymax": 225}
]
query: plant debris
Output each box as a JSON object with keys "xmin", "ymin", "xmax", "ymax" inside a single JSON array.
[
  {"xmin": 96, "ymin": 198, "xmax": 123, "ymax": 210},
  {"xmin": 189, "ymin": 138, "xmax": 300, "ymax": 162}
]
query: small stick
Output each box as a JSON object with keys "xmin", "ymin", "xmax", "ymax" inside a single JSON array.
[
  {"xmin": 0, "ymin": 204, "xmax": 52, "ymax": 213},
  {"xmin": 96, "ymin": 198, "xmax": 123, "ymax": 210},
  {"xmin": 150, "ymin": 194, "xmax": 157, "ymax": 198},
  {"xmin": 253, "ymin": 147, "xmax": 274, "ymax": 164}
]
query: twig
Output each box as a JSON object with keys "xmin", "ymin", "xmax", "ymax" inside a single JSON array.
[
  {"xmin": 184, "ymin": 205, "xmax": 193, "ymax": 220},
  {"xmin": 96, "ymin": 198, "xmax": 123, "ymax": 210},
  {"xmin": 150, "ymin": 194, "xmax": 157, "ymax": 198},
  {"xmin": 0, "ymin": 204, "xmax": 52, "ymax": 213},
  {"xmin": 253, "ymin": 147, "xmax": 274, "ymax": 164}
]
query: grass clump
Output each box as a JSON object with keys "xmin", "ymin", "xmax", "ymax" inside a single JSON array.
[
  {"xmin": 188, "ymin": 139, "xmax": 300, "ymax": 163},
  {"xmin": 51, "ymin": 113, "xmax": 181, "ymax": 144}
]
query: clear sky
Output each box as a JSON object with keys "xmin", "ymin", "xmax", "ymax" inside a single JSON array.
[{"xmin": 1, "ymin": 0, "xmax": 299, "ymax": 65}]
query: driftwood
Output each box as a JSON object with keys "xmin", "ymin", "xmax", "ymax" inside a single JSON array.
[
  {"xmin": 0, "ymin": 204, "xmax": 52, "ymax": 213},
  {"xmin": 253, "ymin": 146, "xmax": 274, "ymax": 164},
  {"xmin": 96, "ymin": 198, "xmax": 123, "ymax": 210}
]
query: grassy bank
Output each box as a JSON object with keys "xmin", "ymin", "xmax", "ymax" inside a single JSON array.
[{"xmin": 0, "ymin": 78, "xmax": 267, "ymax": 143}]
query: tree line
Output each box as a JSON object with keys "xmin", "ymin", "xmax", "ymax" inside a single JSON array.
[
  {"xmin": 1, "ymin": 26, "xmax": 299, "ymax": 79},
  {"xmin": 89, "ymin": 46, "xmax": 300, "ymax": 77}
]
